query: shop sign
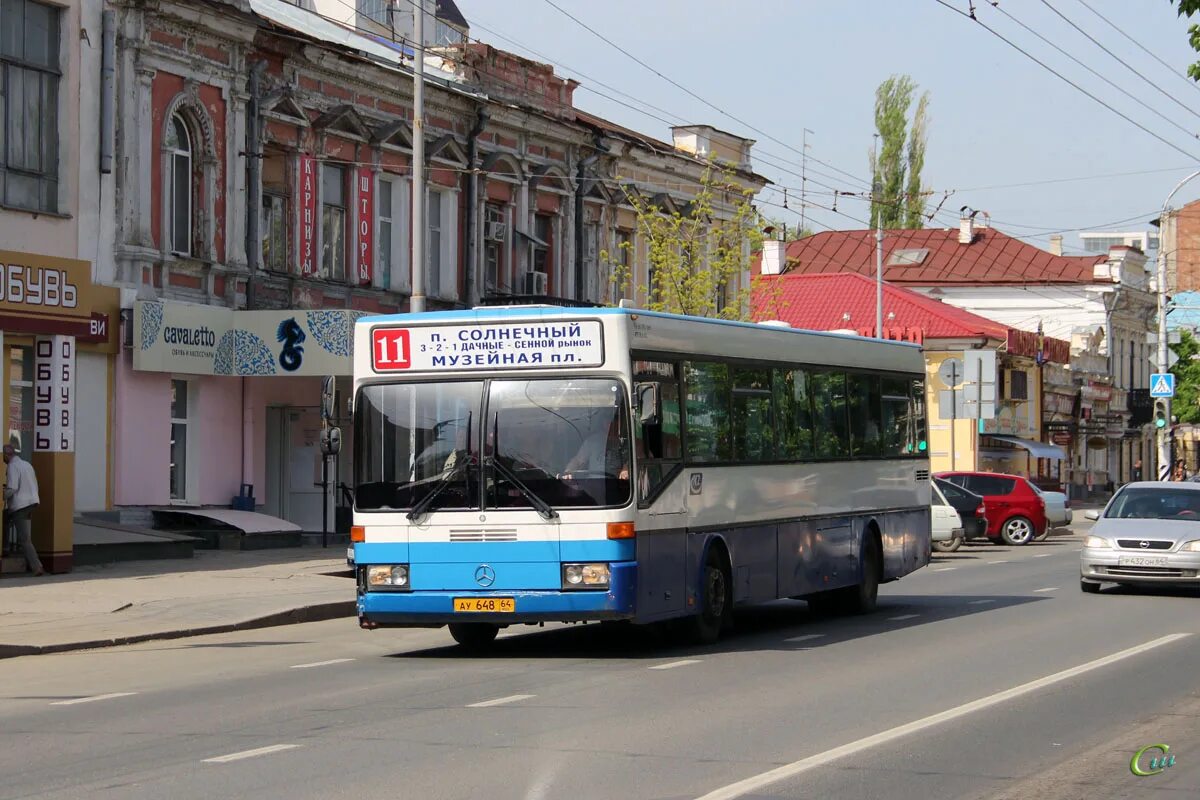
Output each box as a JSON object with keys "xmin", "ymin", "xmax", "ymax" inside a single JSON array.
[
  {"xmin": 1051, "ymin": 432, "xmax": 1072, "ymax": 446},
  {"xmin": 356, "ymin": 166, "xmax": 373, "ymax": 286},
  {"xmin": 134, "ymin": 301, "xmax": 366, "ymax": 376},
  {"xmin": 297, "ymin": 156, "xmax": 318, "ymax": 278},
  {"xmin": 0, "ymin": 250, "xmax": 101, "ymax": 320},
  {"xmin": 34, "ymin": 335, "xmax": 74, "ymax": 453}
]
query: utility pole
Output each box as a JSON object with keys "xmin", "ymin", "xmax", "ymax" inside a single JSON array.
[
  {"xmin": 873, "ymin": 133, "xmax": 883, "ymax": 339},
  {"xmin": 800, "ymin": 128, "xmax": 812, "ymax": 235},
  {"xmin": 410, "ymin": 0, "xmax": 427, "ymax": 313},
  {"xmin": 1156, "ymin": 169, "xmax": 1200, "ymax": 479}
]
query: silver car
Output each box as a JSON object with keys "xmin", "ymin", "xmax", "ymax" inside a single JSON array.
[{"xmin": 1080, "ymin": 481, "xmax": 1200, "ymax": 593}]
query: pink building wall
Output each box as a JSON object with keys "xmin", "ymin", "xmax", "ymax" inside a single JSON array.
[{"xmin": 113, "ymin": 351, "xmax": 171, "ymax": 505}]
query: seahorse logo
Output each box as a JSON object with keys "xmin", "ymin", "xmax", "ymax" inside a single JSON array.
[{"xmin": 277, "ymin": 318, "xmax": 306, "ymax": 372}]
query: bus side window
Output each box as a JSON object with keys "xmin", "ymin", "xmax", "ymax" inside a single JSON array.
[{"xmin": 637, "ymin": 380, "xmax": 682, "ymax": 503}]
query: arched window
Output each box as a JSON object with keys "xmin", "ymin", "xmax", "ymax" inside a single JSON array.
[{"xmin": 164, "ymin": 113, "xmax": 192, "ymax": 256}]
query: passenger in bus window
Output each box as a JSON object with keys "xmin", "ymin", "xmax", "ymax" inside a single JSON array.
[{"xmin": 561, "ymin": 419, "xmax": 629, "ymax": 481}]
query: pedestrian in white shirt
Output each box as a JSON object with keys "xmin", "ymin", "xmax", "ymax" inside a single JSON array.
[{"xmin": 5, "ymin": 445, "xmax": 42, "ymax": 576}]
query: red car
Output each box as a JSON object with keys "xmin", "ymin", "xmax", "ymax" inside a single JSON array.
[{"xmin": 935, "ymin": 471, "xmax": 1047, "ymax": 545}]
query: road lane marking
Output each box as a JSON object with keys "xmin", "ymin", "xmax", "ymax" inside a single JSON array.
[
  {"xmin": 785, "ymin": 634, "xmax": 825, "ymax": 643},
  {"xmin": 693, "ymin": 633, "xmax": 1191, "ymax": 800},
  {"xmin": 50, "ymin": 692, "xmax": 137, "ymax": 706},
  {"xmin": 467, "ymin": 694, "xmax": 536, "ymax": 708},
  {"xmin": 987, "ymin": 560, "xmax": 1010, "ymax": 565},
  {"xmin": 289, "ymin": 658, "xmax": 355, "ymax": 669},
  {"xmin": 888, "ymin": 614, "xmax": 920, "ymax": 621},
  {"xmin": 969, "ymin": 599, "xmax": 996, "ymax": 605},
  {"xmin": 1033, "ymin": 553, "xmax": 1054, "ymax": 558},
  {"xmin": 203, "ymin": 744, "xmax": 301, "ymax": 764},
  {"xmin": 649, "ymin": 659, "xmax": 702, "ymax": 670},
  {"xmin": 932, "ymin": 567, "xmax": 957, "ymax": 572},
  {"xmin": 1034, "ymin": 587, "xmax": 1059, "ymax": 593}
]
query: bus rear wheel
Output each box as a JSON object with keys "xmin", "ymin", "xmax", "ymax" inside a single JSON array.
[{"xmin": 448, "ymin": 623, "xmax": 499, "ymax": 650}]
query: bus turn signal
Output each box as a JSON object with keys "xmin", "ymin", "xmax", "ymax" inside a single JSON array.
[
  {"xmin": 351, "ymin": 525, "xmax": 365, "ymax": 542},
  {"xmin": 606, "ymin": 522, "xmax": 635, "ymax": 540}
]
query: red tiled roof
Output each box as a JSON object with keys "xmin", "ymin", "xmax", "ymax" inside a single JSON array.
[
  {"xmin": 752, "ymin": 272, "xmax": 1010, "ymax": 341},
  {"xmin": 757, "ymin": 227, "xmax": 1106, "ymax": 285}
]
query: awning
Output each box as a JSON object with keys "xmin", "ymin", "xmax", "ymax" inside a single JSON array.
[{"xmin": 986, "ymin": 435, "xmax": 1066, "ymax": 460}]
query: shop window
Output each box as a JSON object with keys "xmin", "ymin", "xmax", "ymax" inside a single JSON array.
[
  {"xmin": 170, "ymin": 379, "xmax": 191, "ymax": 501},
  {"xmin": 165, "ymin": 114, "xmax": 192, "ymax": 256},
  {"xmin": 7, "ymin": 345, "xmax": 33, "ymax": 454},
  {"xmin": 321, "ymin": 163, "xmax": 347, "ymax": 280},
  {"xmin": 0, "ymin": 0, "xmax": 60, "ymax": 213}
]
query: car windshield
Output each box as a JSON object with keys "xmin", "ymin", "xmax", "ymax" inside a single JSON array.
[
  {"xmin": 354, "ymin": 378, "xmax": 630, "ymax": 511},
  {"xmin": 1104, "ymin": 488, "xmax": 1200, "ymax": 520}
]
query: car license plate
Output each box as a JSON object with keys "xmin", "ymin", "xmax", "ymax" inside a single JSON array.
[
  {"xmin": 1117, "ymin": 555, "xmax": 1170, "ymax": 568},
  {"xmin": 453, "ymin": 597, "xmax": 515, "ymax": 613}
]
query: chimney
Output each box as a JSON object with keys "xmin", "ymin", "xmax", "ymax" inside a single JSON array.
[
  {"xmin": 1049, "ymin": 234, "xmax": 1063, "ymax": 256},
  {"xmin": 958, "ymin": 209, "xmax": 975, "ymax": 244},
  {"xmin": 762, "ymin": 240, "xmax": 785, "ymax": 275}
]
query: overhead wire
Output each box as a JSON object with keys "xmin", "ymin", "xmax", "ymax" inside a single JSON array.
[
  {"xmin": 932, "ymin": 0, "xmax": 1200, "ymax": 161},
  {"xmin": 1071, "ymin": 0, "xmax": 1200, "ymax": 98}
]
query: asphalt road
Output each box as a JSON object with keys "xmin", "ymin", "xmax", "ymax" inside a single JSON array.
[{"xmin": 3, "ymin": 520, "xmax": 1199, "ymax": 800}]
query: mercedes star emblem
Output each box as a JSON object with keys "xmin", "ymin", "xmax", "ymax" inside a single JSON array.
[{"xmin": 474, "ymin": 564, "xmax": 496, "ymax": 587}]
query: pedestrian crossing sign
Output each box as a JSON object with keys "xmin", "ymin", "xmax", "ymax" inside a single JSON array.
[{"xmin": 1150, "ymin": 373, "xmax": 1175, "ymax": 398}]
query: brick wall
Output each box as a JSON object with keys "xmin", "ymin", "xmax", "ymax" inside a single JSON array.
[{"xmin": 1174, "ymin": 201, "xmax": 1200, "ymax": 291}]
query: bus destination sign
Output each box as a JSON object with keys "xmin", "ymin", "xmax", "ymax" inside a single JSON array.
[{"xmin": 372, "ymin": 320, "xmax": 604, "ymax": 372}]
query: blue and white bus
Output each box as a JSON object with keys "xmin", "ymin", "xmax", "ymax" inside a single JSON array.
[{"xmin": 351, "ymin": 306, "xmax": 930, "ymax": 647}]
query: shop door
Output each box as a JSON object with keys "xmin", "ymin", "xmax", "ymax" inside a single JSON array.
[{"xmin": 265, "ymin": 406, "xmax": 326, "ymax": 531}]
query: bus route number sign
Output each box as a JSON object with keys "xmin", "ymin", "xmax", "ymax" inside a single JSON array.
[{"xmin": 371, "ymin": 321, "xmax": 604, "ymax": 372}]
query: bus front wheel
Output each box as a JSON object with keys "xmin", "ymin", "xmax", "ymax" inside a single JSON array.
[{"xmin": 448, "ymin": 623, "xmax": 499, "ymax": 650}]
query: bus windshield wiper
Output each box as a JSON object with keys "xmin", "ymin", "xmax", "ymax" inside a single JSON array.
[
  {"xmin": 485, "ymin": 455, "xmax": 559, "ymax": 521},
  {"xmin": 407, "ymin": 453, "xmax": 476, "ymax": 522}
]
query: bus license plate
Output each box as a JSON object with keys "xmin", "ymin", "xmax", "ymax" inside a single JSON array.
[
  {"xmin": 1117, "ymin": 555, "xmax": 1169, "ymax": 568},
  {"xmin": 453, "ymin": 597, "xmax": 515, "ymax": 613}
]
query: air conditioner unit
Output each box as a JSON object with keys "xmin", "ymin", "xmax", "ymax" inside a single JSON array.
[
  {"xmin": 485, "ymin": 221, "xmax": 507, "ymax": 242},
  {"xmin": 1002, "ymin": 369, "xmax": 1029, "ymax": 402},
  {"xmin": 523, "ymin": 270, "xmax": 548, "ymax": 295}
]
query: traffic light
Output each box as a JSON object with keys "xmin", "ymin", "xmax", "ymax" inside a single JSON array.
[{"xmin": 1155, "ymin": 399, "xmax": 1169, "ymax": 429}]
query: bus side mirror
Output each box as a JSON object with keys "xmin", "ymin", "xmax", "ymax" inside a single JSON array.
[
  {"xmin": 321, "ymin": 426, "xmax": 342, "ymax": 456},
  {"xmin": 635, "ymin": 382, "xmax": 660, "ymax": 425}
]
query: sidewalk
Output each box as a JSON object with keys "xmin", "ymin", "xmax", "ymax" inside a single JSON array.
[{"xmin": 0, "ymin": 549, "xmax": 355, "ymax": 658}]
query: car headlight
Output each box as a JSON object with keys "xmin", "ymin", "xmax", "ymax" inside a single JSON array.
[
  {"xmin": 1182, "ymin": 540, "xmax": 1200, "ymax": 552},
  {"xmin": 1083, "ymin": 535, "xmax": 1110, "ymax": 549},
  {"xmin": 367, "ymin": 564, "xmax": 410, "ymax": 588},
  {"xmin": 562, "ymin": 563, "xmax": 610, "ymax": 589}
]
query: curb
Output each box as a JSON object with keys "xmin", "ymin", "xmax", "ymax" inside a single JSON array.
[{"xmin": 0, "ymin": 600, "xmax": 356, "ymax": 660}]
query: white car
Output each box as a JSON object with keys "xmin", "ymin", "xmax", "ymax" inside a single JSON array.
[
  {"xmin": 1030, "ymin": 484, "xmax": 1071, "ymax": 541},
  {"xmin": 932, "ymin": 481, "xmax": 966, "ymax": 553}
]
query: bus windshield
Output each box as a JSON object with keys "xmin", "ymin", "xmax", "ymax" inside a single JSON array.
[{"xmin": 354, "ymin": 377, "xmax": 631, "ymax": 511}]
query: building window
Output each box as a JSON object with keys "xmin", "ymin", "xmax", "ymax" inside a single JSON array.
[
  {"xmin": 357, "ymin": 0, "xmax": 391, "ymax": 26},
  {"xmin": 484, "ymin": 202, "xmax": 507, "ymax": 293},
  {"xmin": 427, "ymin": 187, "xmax": 457, "ymax": 300},
  {"xmin": 583, "ymin": 220, "xmax": 600, "ymax": 301},
  {"xmin": 428, "ymin": 189, "xmax": 442, "ymax": 297},
  {"xmin": 261, "ymin": 192, "xmax": 286, "ymax": 270},
  {"xmin": 321, "ymin": 164, "xmax": 347, "ymax": 280},
  {"xmin": 377, "ymin": 177, "xmax": 394, "ymax": 290},
  {"xmin": 533, "ymin": 213, "xmax": 552, "ymax": 274},
  {"xmin": 0, "ymin": 0, "xmax": 60, "ymax": 213},
  {"xmin": 7, "ymin": 345, "xmax": 33, "ymax": 454},
  {"xmin": 614, "ymin": 230, "xmax": 632, "ymax": 303},
  {"xmin": 165, "ymin": 114, "xmax": 192, "ymax": 256},
  {"xmin": 170, "ymin": 379, "xmax": 190, "ymax": 501}
]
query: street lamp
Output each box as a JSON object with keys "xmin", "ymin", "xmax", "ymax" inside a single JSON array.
[{"xmin": 1156, "ymin": 169, "xmax": 1200, "ymax": 479}]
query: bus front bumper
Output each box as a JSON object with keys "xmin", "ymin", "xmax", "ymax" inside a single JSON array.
[{"xmin": 357, "ymin": 561, "xmax": 637, "ymax": 627}]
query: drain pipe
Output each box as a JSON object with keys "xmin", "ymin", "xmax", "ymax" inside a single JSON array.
[
  {"xmin": 464, "ymin": 107, "xmax": 489, "ymax": 306},
  {"xmin": 573, "ymin": 135, "xmax": 605, "ymax": 302}
]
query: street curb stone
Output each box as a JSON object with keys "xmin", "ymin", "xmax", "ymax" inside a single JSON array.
[{"xmin": 0, "ymin": 600, "xmax": 356, "ymax": 659}]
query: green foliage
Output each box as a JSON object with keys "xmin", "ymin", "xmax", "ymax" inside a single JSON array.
[
  {"xmin": 603, "ymin": 161, "xmax": 766, "ymax": 320},
  {"xmin": 1175, "ymin": 1, "xmax": 1200, "ymax": 80},
  {"xmin": 870, "ymin": 75, "xmax": 931, "ymax": 229},
  {"xmin": 1170, "ymin": 329, "xmax": 1200, "ymax": 423}
]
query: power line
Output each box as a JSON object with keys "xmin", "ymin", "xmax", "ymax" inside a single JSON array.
[
  {"xmin": 1039, "ymin": 0, "xmax": 1200, "ymax": 121},
  {"xmin": 538, "ymin": 0, "xmax": 873, "ymax": 189},
  {"xmin": 955, "ymin": 164, "xmax": 1200, "ymax": 192},
  {"xmin": 1072, "ymin": 0, "xmax": 1200, "ymax": 98},
  {"xmin": 990, "ymin": 3, "xmax": 1200, "ymax": 141},
  {"xmin": 933, "ymin": 0, "xmax": 1200, "ymax": 162}
]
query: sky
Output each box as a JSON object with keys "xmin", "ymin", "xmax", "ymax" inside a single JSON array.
[{"xmin": 450, "ymin": 0, "xmax": 1200, "ymax": 254}]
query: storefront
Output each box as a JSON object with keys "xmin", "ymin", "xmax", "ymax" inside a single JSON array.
[
  {"xmin": 119, "ymin": 301, "xmax": 363, "ymax": 531},
  {"xmin": 0, "ymin": 250, "xmax": 119, "ymax": 572},
  {"xmin": 1040, "ymin": 362, "xmax": 1077, "ymax": 490}
]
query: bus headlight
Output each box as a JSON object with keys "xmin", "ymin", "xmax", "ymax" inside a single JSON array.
[
  {"xmin": 562, "ymin": 563, "xmax": 610, "ymax": 589},
  {"xmin": 367, "ymin": 564, "xmax": 410, "ymax": 589}
]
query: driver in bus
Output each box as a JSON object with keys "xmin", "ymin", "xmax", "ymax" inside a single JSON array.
[{"xmin": 560, "ymin": 420, "xmax": 630, "ymax": 481}]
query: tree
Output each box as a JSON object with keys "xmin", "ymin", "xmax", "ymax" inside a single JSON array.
[
  {"xmin": 604, "ymin": 161, "xmax": 764, "ymax": 320},
  {"xmin": 869, "ymin": 75, "xmax": 931, "ymax": 229},
  {"xmin": 1174, "ymin": 1, "xmax": 1200, "ymax": 80},
  {"xmin": 1170, "ymin": 329, "xmax": 1200, "ymax": 423}
]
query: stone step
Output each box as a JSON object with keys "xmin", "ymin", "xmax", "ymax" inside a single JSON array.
[{"xmin": 1, "ymin": 554, "xmax": 28, "ymax": 575}]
